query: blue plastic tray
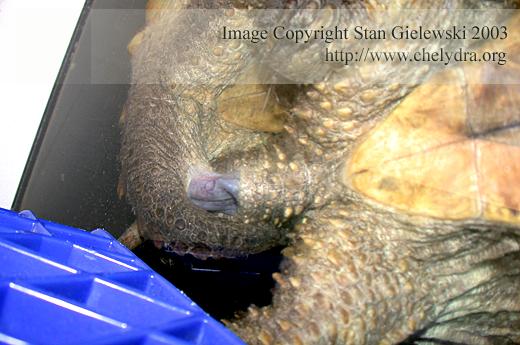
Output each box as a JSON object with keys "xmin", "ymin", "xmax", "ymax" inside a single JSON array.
[{"xmin": 0, "ymin": 208, "xmax": 245, "ymax": 345}]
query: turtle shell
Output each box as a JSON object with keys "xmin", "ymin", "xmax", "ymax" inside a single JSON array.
[{"xmin": 345, "ymin": 13, "xmax": 520, "ymax": 224}]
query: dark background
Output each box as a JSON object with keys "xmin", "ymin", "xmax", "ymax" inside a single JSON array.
[{"xmin": 13, "ymin": 0, "xmax": 140, "ymax": 237}]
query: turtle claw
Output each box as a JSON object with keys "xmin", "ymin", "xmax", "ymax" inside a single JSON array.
[
  {"xmin": 118, "ymin": 222, "xmax": 143, "ymax": 250},
  {"xmin": 188, "ymin": 173, "xmax": 239, "ymax": 215}
]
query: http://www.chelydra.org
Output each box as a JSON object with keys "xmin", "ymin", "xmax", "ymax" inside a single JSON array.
[{"xmin": 119, "ymin": 0, "xmax": 520, "ymax": 344}]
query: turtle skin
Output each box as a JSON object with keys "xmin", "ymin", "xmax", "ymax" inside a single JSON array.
[{"xmin": 120, "ymin": 0, "xmax": 520, "ymax": 344}]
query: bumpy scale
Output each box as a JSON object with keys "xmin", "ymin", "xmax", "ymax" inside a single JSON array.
[{"xmin": 120, "ymin": 0, "xmax": 520, "ymax": 344}]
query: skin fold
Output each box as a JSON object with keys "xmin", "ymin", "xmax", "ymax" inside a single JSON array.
[{"xmin": 120, "ymin": 0, "xmax": 520, "ymax": 343}]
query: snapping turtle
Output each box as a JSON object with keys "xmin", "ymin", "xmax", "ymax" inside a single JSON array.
[{"xmin": 119, "ymin": 0, "xmax": 520, "ymax": 344}]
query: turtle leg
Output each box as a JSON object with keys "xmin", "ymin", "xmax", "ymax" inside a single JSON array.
[
  {"xmin": 228, "ymin": 204, "xmax": 434, "ymax": 345},
  {"xmin": 228, "ymin": 201, "xmax": 520, "ymax": 344},
  {"xmin": 121, "ymin": 7, "xmax": 294, "ymax": 256}
]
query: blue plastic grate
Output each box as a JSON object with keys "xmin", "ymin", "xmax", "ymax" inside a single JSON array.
[{"xmin": 0, "ymin": 208, "xmax": 245, "ymax": 345}]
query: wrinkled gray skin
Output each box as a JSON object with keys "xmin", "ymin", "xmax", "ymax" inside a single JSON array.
[{"xmin": 120, "ymin": 0, "xmax": 520, "ymax": 344}]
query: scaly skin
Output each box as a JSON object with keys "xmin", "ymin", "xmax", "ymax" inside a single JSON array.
[
  {"xmin": 229, "ymin": 197, "xmax": 520, "ymax": 344},
  {"xmin": 120, "ymin": 0, "xmax": 520, "ymax": 343}
]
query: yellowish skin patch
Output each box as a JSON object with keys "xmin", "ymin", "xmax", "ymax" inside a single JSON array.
[{"xmin": 217, "ymin": 83, "xmax": 288, "ymax": 133}]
